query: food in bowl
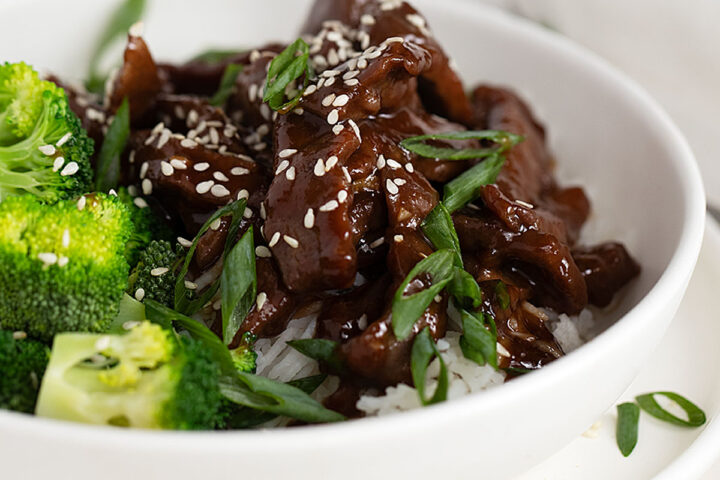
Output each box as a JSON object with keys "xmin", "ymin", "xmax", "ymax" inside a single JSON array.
[{"xmin": 0, "ymin": 0, "xmax": 639, "ymax": 428}]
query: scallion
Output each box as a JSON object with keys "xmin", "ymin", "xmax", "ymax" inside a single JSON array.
[
  {"xmin": 410, "ymin": 327, "xmax": 449, "ymax": 405},
  {"xmin": 263, "ymin": 38, "xmax": 314, "ymax": 112},
  {"xmin": 635, "ymin": 392, "xmax": 706, "ymax": 428},
  {"xmin": 399, "ymin": 130, "xmax": 522, "ymax": 161},
  {"xmin": 95, "ymin": 97, "xmax": 130, "ymax": 192},
  {"xmin": 221, "ymin": 226, "xmax": 257, "ymax": 345}
]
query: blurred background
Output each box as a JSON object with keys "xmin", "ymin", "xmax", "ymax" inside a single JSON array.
[{"xmin": 479, "ymin": 0, "xmax": 720, "ymax": 207}]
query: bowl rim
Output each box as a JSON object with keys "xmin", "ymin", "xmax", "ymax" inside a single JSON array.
[{"xmin": 0, "ymin": 0, "xmax": 706, "ymax": 451}]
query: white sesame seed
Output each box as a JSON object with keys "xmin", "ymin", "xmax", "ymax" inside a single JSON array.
[
  {"xmin": 151, "ymin": 267, "xmax": 169, "ymax": 277},
  {"xmin": 322, "ymin": 69, "xmax": 341, "ymax": 78},
  {"xmin": 342, "ymin": 166, "xmax": 352, "ymax": 183},
  {"xmin": 248, "ymin": 83, "xmax": 258, "ymax": 102},
  {"xmin": 358, "ymin": 314, "xmax": 368, "ymax": 329},
  {"xmin": 139, "ymin": 161, "xmax": 149, "ymax": 179},
  {"xmin": 314, "ymin": 158, "xmax": 326, "ymax": 176},
  {"xmin": 275, "ymin": 160, "xmax": 290, "ymax": 175},
  {"xmin": 386, "ymin": 178, "xmax": 399, "ymax": 194},
  {"xmin": 196, "ymin": 180, "xmax": 214, "ymax": 194},
  {"xmin": 325, "ymin": 77, "xmax": 337, "ymax": 87},
  {"xmin": 332, "ymin": 94, "xmax": 349, "ymax": 107},
  {"xmin": 327, "ymin": 48, "xmax": 339, "ymax": 66},
  {"xmin": 255, "ymin": 246, "xmax": 272, "ymax": 258},
  {"xmin": 319, "ymin": 199, "xmax": 339, "ymax": 212},
  {"xmin": 384, "ymin": 36, "xmax": 405, "ymax": 45},
  {"xmin": 361, "ymin": 14, "xmax": 376, "ymax": 25},
  {"xmin": 39, "ymin": 144, "xmax": 56, "ymax": 156},
  {"xmin": 377, "ymin": 155, "xmax": 386, "ymax": 169},
  {"xmin": 61, "ymin": 229, "xmax": 71, "ymax": 248},
  {"xmin": 260, "ymin": 104, "xmax": 271, "ymax": 121},
  {"xmin": 37, "ymin": 252, "xmax": 57, "ymax": 265},
  {"xmin": 348, "ymin": 119, "xmax": 361, "ymax": 142},
  {"xmin": 133, "ymin": 197, "xmax": 148, "ymax": 208},
  {"xmin": 57, "ymin": 256, "xmax": 69, "ymax": 267},
  {"xmin": 253, "ymin": 142, "xmax": 267, "ymax": 151},
  {"xmin": 342, "ymin": 70, "xmax": 359, "ymax": 80},
  {"xmin": 304, "ymin": 84, "xmax": 317, "ymax": 96},
  {"xmin": 180, "ymin": 138, "xmax": 198, "ymax": 148},
  {"xmin": 268, "ymin": 232, "xmax": 280, "ymax": 247},
  {"xmin": 283, "ymin": 235, "xmax": 299, "ymax": 248},
  {"xmin": 327, "ymin": 109, "xmax": 339, "ymax": 125},
  {"xmin": 134, "ymin": 288, "xmax": 145, "ymax": 301},
  {"xmin": 357, "ymin": 57, "xmax": 368, "ymax": 70},
  {"xmin": 369, "ymin": 237, "xmax": 385, "ymax": 248},
  {"xmin": 325, "ymin": 155, "xmax": 338, "ymax": 171},
  {"xmin": 322, "ymin": 93, "xmax": 336, "ymax": 107},
  {"xmin": 170, "ymin": 157, "xmax": 187, "ymax": 170},
  {"xmin": 56, "ymin": 132, "xmax": 72, "ymax": 147},
  {"xmin": 213, "ymin": 171, "xmax": 229, "ymax": 182},
  {"xmin": 60, "ymin": 161, "xmax": 79, "ymax": 176},
  {"xmin": 211, "ymin": 184, "xmax": 230, "ymax": 197},
  {"xmin": 394, "ymin": 178, "xmax": 407, "ymax": 186},
  {"xmin": 304, "ymin": 208, "xmax": 315, "ymax": 228},
  {"xmin": 152, "ymin": 122, "xmax": 165, "ymax": 135},
  {"xmin": 161, "ymin": 161, "xmax": 174, "ymax": 176},
  {"xmin": 338, "ymin": 190, "xmax": 348, "ymax": 203},
  {"xmin": 177, "ymin": 236, "xmax": 192, "ymax": 248},
  {"xmin": 142, "ymin": 178, "xmax": 153, "ymax": 195},
  {"xmin": 209, "ymin": 128, "xmax": 220, "ymax": 145},
  {"xmin": 210, "ymin": 218, "xmax": 222, "ymax": 230},
  {"xmin": 386, "ymin": 159, "xmax": 402, "ymax": 169},
  {"xmin": 394, "ymin": 234, "xmax": 404, "ymax": 242},
  {"xmin": 77, "ymin": 196, "xmax": 86, "ymax": 211},
  {"xmin": 260, "ymin": 203, "xmax": 267, "ymax": 220},
  {"xmin": 52, "ymin": 156, "xmax": 65, "ymax": 172},
  {"xmin": 194, "ymin": 162, "xmax": 210, "ymax": 172},
  {"xmin": 332, "ymin": 124, "xmax": 345, "ymax": 135},
  {"xmin": 406, "ymin": 13, "xmax": 427, "ymax": 29},
  {"xmin": 128, "ymin": 150, "xmax": 136, "ymax": 164},
  {"xmin": 516, "ymin": 200, "xmax": 535, "ymax": 209},
  {"xmin": 285, "ymin": 166, "xmax": 296, "ymax": 180},
  {"xmin": 12, "ymin": 331, "xmax": 27, "ymax": 340},
  {"xmin": 434, "ymin": 294, "xmax": 443, "ymax": 303},
  {"xmin": 279, "ymin": 148, "xmax": 298, "ymax": 159},
  {"xmin": 237, "ymin": 189, "xmax": 249, "ymax": 200},
  {"xmin": 256, "ymin": 292, "xmax": 268, "ymax": 310},
  {"xmin": 243, "ymin": 207, "xmax": 253, "ymax": 219},
  {"xmin": 108, "ymin": 189, "xmax": 117, "ymax": 197},
  {"xmin": 405, "ymin": 163, "xmax": 415, "ymax": 173},
  {"xmin": 184, "ymin": 281, "xmax": 198, "ymax": 290},
  {"xmin": 344, "ymin": 79, "xmax": 359, "ymax": 86}
]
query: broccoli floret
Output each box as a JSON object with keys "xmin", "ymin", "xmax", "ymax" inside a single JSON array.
[
  {"xmin": 35, "ymin": 322, "xmax": 224, "ymax": 430},
  {"xmin": 0, "ymin": 62, "xmax": 93, "ymax": 202},
  {"xmin": 127, "ymin": 240, "xmax": 181, "ymax": 307},
  {"xmin": 116, "ymin": 187, "xmax": 174, "ymax": 265},
  {"xmin": 0, "ymin": 193, "xmax": 132, "ymax": 340},
  {"xmin": 230, "ymin": 332, "xmax": 257, "ymax": 374},
  {"xmin": 0, "ymin": 330, "xmax": 50, "ymax": 413}
]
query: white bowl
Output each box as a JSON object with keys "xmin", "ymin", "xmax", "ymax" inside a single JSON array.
[{"xmin": 0, "ymin": 0, "xmax": 705, "ymax": 478}]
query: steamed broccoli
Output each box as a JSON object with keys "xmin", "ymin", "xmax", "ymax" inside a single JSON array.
[
  {"xmin": 0, "ymin": 330, "xmax": 50, "ymax": 413},
  {"xmin": 35, "ymin": 322, "xmax": 224, "ymax": 430},
  {"xmin": 230, "ymin": 332, "xmax": 258, "ymax": 374},
  {"xmin": 0, "ymin": 193, "xmax": 132, "ymax": 340},
  {"xmin": 116, "ymin": 187, "xmax": 174, "ymax": 265},
  {"xmin": 127, "ymin": 240, "xmax": 181, "ymax": 307},
  {"xmin": 0, "ymin": 62, "xmax": 93, "ymax": 202}
]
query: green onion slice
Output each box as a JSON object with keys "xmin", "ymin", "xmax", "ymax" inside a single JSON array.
[
  {"xmin": 459, "ymin": 309, "xmax": 498, "ymax": 369},
  {"xmin": 210, "ymin": 63, "xmax": 243, "ymax": 107},
  {"xmin": 391, "ymin": 249, "xmax": 455, "ymax": 340},
  {"xmin": 495, "ymin": 281, "xmax": 511, "ymax": 310},
  {"xmin": 263, "ymin": 38, "xmax": 314, "ymax": 112},
  {"xmin": 447, "ymin": 268, "xmax": 483, "ymax": 309},
  {"xmin": 411, "ymin": 327, "xmax": 449, "ymax": 405},
  {"xmin": 399, "ymin": 130, "xmax": 523, "ymax": 161},
  {"xmin": 422, "ymin": 203, "xmax": 462, "ymax": 267},
  {"xmin": 616, "ymin": 402, "xmax": 640, "ymax": 457},
  {"xmin": 635, "ymin": 392, "xmax": 707, "ymax": 427},
  {"xmin": 221, "ymin": 226, "xmax": 257, "ymax": 345},
  {"xmin": 443, "ymin": 153, "xmax": 506, "ymax": 213},
  {"xmin": 95, "ymin": 97, "xmax": 130, "ymax": 192},
  {"xmin": 287, "ymin": 338, "xmax": 346, "ymax": 374}
]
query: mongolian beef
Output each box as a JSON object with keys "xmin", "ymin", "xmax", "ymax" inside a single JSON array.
[{"xmin": 0, "ymin": 0, "xmax": 639, "ymax": 428}]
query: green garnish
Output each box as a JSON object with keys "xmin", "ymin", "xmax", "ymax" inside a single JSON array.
[
  {"xmin": 95, "ymin": 97, "xmax": 130, "ymax": 192},
  {"xmin": 210, "ymin": 63, "xmax": 243, "ymax": 107},
  {"xmin": 422, "ymin": 203, "xmax": 462, "ymax": 267},
  {"xmin": 459, "ymin": 310, "xmax": 498, "ymax": 369},
  {"xmin": 262, "ymin": 38, "xmax": 314, "ymax": 112},
  {"xmin": 87, "ymin": 0, "xmax": 147, "ymax": 92},
  {"xmin": 410, "ymin": 327, "xmax": 449, "ymax": 405},
  {"xmin": 635, "ymin": 392, "xmax": 707, "ymax": 427},
  {"xmin": 495, "ymin": 281, "xmax": 511, "ymax": 310},
  {"xmin": 399, "ymin": 130, "xmax": 522, "ymax": 161},
  {"xmin": 443, "ymin": 153, "xmax": 506, "ymax": 213},
  {"xmin": 221, "ymin": 226, "xmax": 257, "ymax": 345},
  {"xmin": 391, "ymin": 249, "xmax": 455, "ymax": 340},
  {"xmin": 287, "ymin": 338, "xmax": 346, "ymax": 374},
  {"xmin": 616, "ymin": 402, "xmax": 640, "ymax": 457}
]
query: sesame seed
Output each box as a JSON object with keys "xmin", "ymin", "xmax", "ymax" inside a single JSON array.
[
  {"xmin": 348, "ymin": 119, "xmax": 361, "ymax": 142},
  {"xmin": 516, "ymin": 200, "xmax": 535, "ymax": 209},
  {"xmin": 128, "ymin": 20, "xmax": 144, "ymax": 37},
  {"xmin": 405, "ymin": 163, "xmax": 415, "ymax": 173},
  {"xmin": 52, "ymin": 156, "xmax": 65, "ymax": 172},
  {"xmin": 39, "ymin": 144, "xmax": 56, "ymax": 155},
  {"xmin": 57, "ymin": 256, "xmax": 69, "ymax": 267},
  {"xmin": 237, "ymin": 189, "xmax": 249, "ymax": 200},
  {"xmin": 196, "ymin": 120, "xmax": 207, "ymax": 134},
  {"xmin": 276, "ymin": 160, "xmax": 290, "ymax": 175},
  {"xmin": 338, "ymin": 190, "xmax": 348, "ymax": 203},
  {"xmin": 134, "ymin": 288, "xmax": 145, "ymax": 301},
  {"xmin": 332, "ymin": 124, "xmax": 345, "ymax": 135},
  {"xmin": 170, "ymin": 158, "xmax": 187, "ymax": 170},
  {"xmin": 434, "ymin": 294, "xmax": 443, "ymax": 303},
  {"xmin": 196, "ymin": 180, "xmax": 214, "ymax": 194},
  {"xmin": 333, "ymin": 94, "xmax": 349, "ymax": 107},
  {"xmin": 377, "ymin": 155, "xmax": 386, "ymax": 169},
  {"xmin": 285, "ymin": 166, "xmax": 296, "ymax": 180},
  {"xmin": 387, "ymin": 159, "xmax": 402, "ymax": 169},
  {"xmin": 260, "ymin": 203, "xmax": 267, "ymax": 219},
  {"xmin": 156, "ymin": 129, "xmax": 171, "ymax": 149},
  {"xmin": 327, "ymin": 109, "xmax": 339, "ymax": 125},
  {"xmin": 342, "ymin": 70, "xmax": 359, "ymax": 80},
  {"xmin": 348, "ymin": 58, "xmax": 358, "ymax": 71},
  {"xmin": 384, "ymin": 36, "xmax": 405, "ymax": 45},
  {"xmin": 357, "ymin": 57, "xmax": 368, "ymax": 70},
  {"xmin": 248, "ymin": 84, "xmax": 258, "ymax": 102},
  {"xmin": 253, "ymin": 142, "xmax": 267, "ymax": 151},
  {"xmin": 279, "ymin": 148, "xmax": 297, "ymax": 158},
  {"xmin": 12, "ymin": 331, "xmax": 27, "ymax": 340},
  {"xmin": 268, "ymin": 232, "xmax": 281, "ymax": 247},
  {"xmin": 325, "ymin": 155, "xmax": 338, "ymax": 171},
  {"xmin": 325, "ymin": 76, "xmax": 336, "ymax": 87},
  {"xmin": 406, "ymin": 13, "xmax": 426, "ymax": 29},
  {"xmin": 180, "ymin": 138, "xmax": 197, "ymax": 148},
  {"xmin": 142, "ymin": 178, "xmax": 153, "ymax": 195},
  {"xmin": 342, "ymin": 166, "xmax": 352, "ymax": 183},
  {"xmin": 344, "ymin": 79, "xmax": 359, "ymax": 86},
  {"xmin": 322, "ymin": 69, "xmax": 341, "ymax": 78},
  {"xmin": 319, "ymin": 199, "xmax": 339, "ymax": 212},
  {"xmin": 209, "ymin": 128, "xmax": 220, "ymax": 145},
  {"xmin": 210, "ymin": 218, "xmax": 222, "ymax": 230},
  {"xmin": 358, "ymin": 314, "xmax": 368, "ymax": 329},
  {"xmin": 255, "ymin": 246, "xmax": 272, "ymax": 258},
  {"xmin": 369, "ymin": 237, "xmax": 385, "ymax": 248},
  {"xmin": 327, "ymin": 48, "xmax": 339, "ymax": 66},
  {"xmin": 322, "ymin": 93, "xmax": 336, "ymax": 107},
  {"xmin": 386, "ymin": 178, "xmax": 399, "ymax": 194},
  {"xmin": 213, "ymin": 171, "xmax": 229, "ymax": 182},
  {"xmin": 283, "ymin": 235, "xmax": 299, "ymax": 248},
  {"xmin": 394, "ymin": 234, "xmax": 404, "ymax": 242},
  {"xmin": 231, "ymin": 167, "xmax": 250, "ymax": 176},
  {"xmin": 304, "ymin": 84, "xmax": 317, "ymax": 96},
  {"xmin": 56, "ymin": 132, "xmax": 72, "ymax": 147},
  {"xmin": 61, "ymin": 229, "xmax": 70, "ymax": 248},
  {"xmin": 194, "ymin": 162, "xmax": 210, "ymax": 172},
  {"xmin": 260, "ymin": 104, "xmax": 271, "ymax": 120},
  {"xmin": 139, "ymin": 162, "xmax": 148, "ymax": 179},
  {"xmin": 77, "ymin": 196, "xmax": 86, "ymax": 210},
  {"xmin": 133, "ymin": 197, "xmax": 148, "ymax": 208},
  {"xmin": 304, "ymin": 208, "xmax": 315, "ymax": 228},
  {"xmin": 243, "ymin": 208, "xmax": 253, "ymax": 220},
  {"xmin": 60, "ymin": 161, "xmax": 79, "ymax": 176},
  {"xmin": 129, "ymin": 150, "xmax": 136, "ymax": 164},
  {"xmin": 37, "ymin": 252, "xmax": 57, "ymax": 265},
  {"xmin": 314, "ymin": 158, "xmax": 326, "ymax": 176},
  {"xmin": 361, "ymin": 14, "xmax": 376, "ymax": 25},
  {"xmin": 108, "ymin": 189, "xmax": 117, "ymax": 196},
  {"xmin": 250, "ymin": 50, "xmax": 261, "ymax": 62},
  {"xmin": 161, "ymin": 161, "xmax": 174, "ymax": 176},
  {"xmin": 177, "ymin": 237, "xmax": 192, "ymax": 248},
  {"xmin": 152, "ymin": 122, "xmax": 165, "ymax": 135},
  {"xmin": 394, "ymin": 178, "xmax": 407, "ymax": 186},
  {"xmin": 184, "ymin": 281, "xmax": 198, "ymax": 290},
  {"xmin": 211, "ymin": 184, "xmax": 230, "ymax": 197},
  {"xmin": 151, "ymin": 267, "xmax": 169, "ymax": 276},
  {"xmin": 256, "ymin": 292, "xmax": 268, "ymax": 310}
]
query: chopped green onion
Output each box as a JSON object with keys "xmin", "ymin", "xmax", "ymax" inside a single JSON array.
[
  {"xmin": 190, "ymin": 49, "xmax": 244, "ymax": 64},
  {"xmin": 210, "ymin": 63, "xmax": 243, "ymax": 106},
  {"xmin": 173, "ymin": 198, "xmax": 247, "ymax": 315},
  {"xmin": 422, "ymin": 203, "xmax": 462, "ymax": 267},
  {"xmin": 287, "ymin": 338, "xmax": 346, "ymax": 374},
  {"xmin": 263, "ymin": 38, "xmax": 314, "ymax": 112},
  {"xmin": 95, "ymin": 97, "xmax": 130, "ymax": 192},
  {"xmin": 616, "ymin": 402, "xmax": 640, "ymax": 457},
  {"xmin": 447, "ymin": 268, "xmax": 482, "ymax": 309},
  {"xmin": 495, "ymin": 281, "xmax": 510, "ymax": 309},
  {"xmin": 443, "ymin": 153, "xmax": 506, "ymax": 213},
  {"xmin": 221, "ymin": 226, "xmax": 256, "ymax": 345},
  {"xmin": 459, "ymin": 309, "xmax": 498, "ymax": 369},
  {"xmin": 635, "ymin": 392, "xmax": 707, "ymax": 427},
  {"xmin": 87, "ymin": 0, "xmax": 147, "ymax": 92},
  {"xmin": 391, "ymin": 249, "xmax": 455, "ymax": 340},
  {"xmin": 410, "ymin": 327, "xmax": 449, "ymax": 405},
  {"xmin": 399, "ymin": 130, "xmax": 523, "ymax": 161}
]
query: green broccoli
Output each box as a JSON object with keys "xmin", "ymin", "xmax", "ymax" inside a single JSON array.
[
  {"xmin": 0, "ymin": 62, "xmax": 93, "ymax": 202},
  {"xmin": 127, "ymin": 240, "xmax": 181, "ymax": 307},
  {"xmin": 230, "ymin": 332, "xmax": 258, "ymax": 374},
  {"xmin": 116, "ymin": 187, "xmax": 174, "ymax": 265},
  {"xmin": 35, "ymin": 321, "xmax": 224, "ymax": 430},
  {"xmin": 0, "ymin": 193, "xmax": 132, "ymax": 340},
  {"xmin": 0, "ymin": 330, "xmax": 50, "ymax": 413}
]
